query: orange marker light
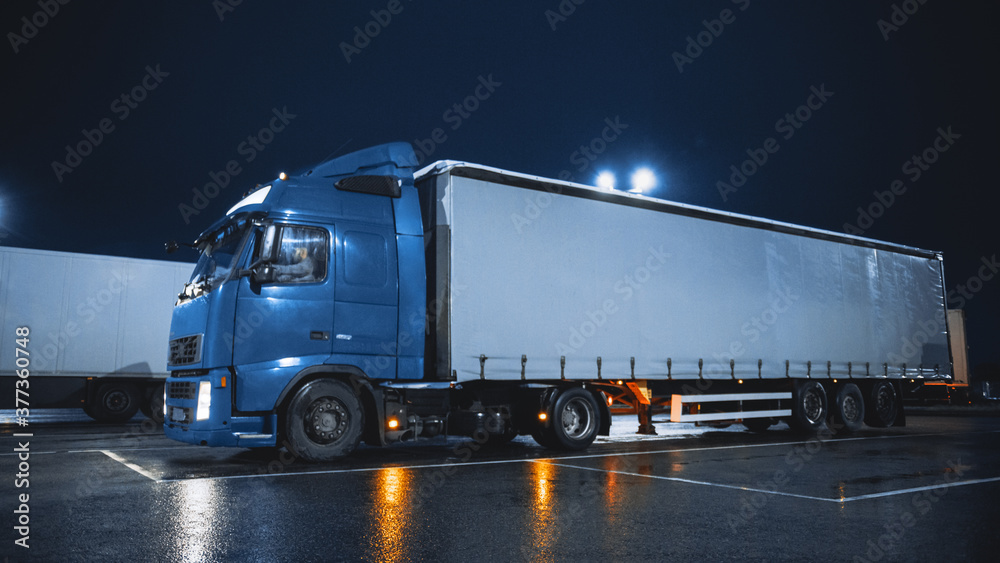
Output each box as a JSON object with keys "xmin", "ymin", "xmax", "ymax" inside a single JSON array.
[
  {"xmin": 387, "ymin": 418, "xmax": 399, "ymax": 429},
  {"xmin": 538, "ymin": 412, "xmax": 547, "ymax": 421},
  {"xmin": 221, "ymin": 376, "xmax": 227, "ymax": 388}
]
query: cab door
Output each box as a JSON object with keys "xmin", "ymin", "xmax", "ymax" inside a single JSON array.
[{"xmin": 232, "ymin": 223, "xmax": 335, "ymax": 411}]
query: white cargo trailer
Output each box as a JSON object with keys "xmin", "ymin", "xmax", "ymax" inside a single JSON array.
[
  {"xmin": 1, "ymin": 247, "xmax": 193, "ymax": 422},
  {"xmin": 417, "ymin": 161, "xmax": 952, "ymax": 432}
]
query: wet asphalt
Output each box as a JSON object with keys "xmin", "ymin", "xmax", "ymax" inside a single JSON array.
[{"xmin": 1, "ymin": 411, "xmax": 998, "ymax": 562}]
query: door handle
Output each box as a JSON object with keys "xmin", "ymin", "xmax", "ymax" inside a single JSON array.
[{"xmin": 310, "ymin": 331, "xmax": 330, "ymax": 341}]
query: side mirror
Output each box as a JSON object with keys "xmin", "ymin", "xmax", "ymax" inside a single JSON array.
[
  {"xmin": 165, "ymin": 240, "xmax": 179, "ymax": 254},
  {"xmin": 259, "ymin": 224, "xmax": 279, "ymax": 263},
  {"xmin": 251, "ymin": 265, "xmax": 278, "ymax": 285}
]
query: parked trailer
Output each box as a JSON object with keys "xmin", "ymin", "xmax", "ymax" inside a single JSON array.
[
  {"xmin": 0, "ymin": 247, "xmax": 193, "ymax": 422},
  {"xmin": 163, "ymin": 142, "xmax": 951, "ymax": 460}
]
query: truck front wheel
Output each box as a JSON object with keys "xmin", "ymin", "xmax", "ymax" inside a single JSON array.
[
  {"xmin": 535, "ymin": 388, "xmax": 600, "ymax": 450},
  {"xmin": 285, "ymin": 379, "xmax": 364, "ymax": 462}
]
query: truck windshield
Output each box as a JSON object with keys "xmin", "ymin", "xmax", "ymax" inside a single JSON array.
[{"xmin": 186, "ymin": 219, "xmax": 250, "ymax": 296}]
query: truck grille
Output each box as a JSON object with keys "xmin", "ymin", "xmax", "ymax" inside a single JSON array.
[
  {"xmin": 167, "ymin": 381, "xmax": 197, "ymax": 400},
  {"xmin": 168, "ymin": 334, "xmax": 203, "ymax": 366}
]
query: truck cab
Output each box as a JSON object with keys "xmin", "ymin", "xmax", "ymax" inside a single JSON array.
[{"xmin": 164, "ymin": 143, "xmax": 428, "ymax": 458}]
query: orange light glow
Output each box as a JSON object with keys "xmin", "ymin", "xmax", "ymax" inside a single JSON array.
[
  {"xmin": 368, "ymin": 467, "xmax": 413, "ymax": 562},
  {"xmin": 538, "ymin": 412, "xmax": 547, "ymax": 421},
  {"xmin": 387, "ymin": 418, "xmax": 399, "ymax": 429},
  {"xmin": 220, "ymin": 376, "xmax": 227, "ymax": 388}
]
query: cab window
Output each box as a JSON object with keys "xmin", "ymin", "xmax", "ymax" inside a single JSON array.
[{"xmin": 268, "ymin": 225, "xmax": 328, "ymax": 284}]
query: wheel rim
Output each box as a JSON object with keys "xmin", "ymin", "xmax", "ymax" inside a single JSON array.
[
  {"xmin": 802, "ymin": 389, "xmax": 824, "ymax": 424},
  {"xmin": 304, "ymin": 397, "xmax": 349, "ymax": 445},
  {"xmin": 843, "ymin": 394, "xmax": 861, "ymax": 422},
  {"xmin": 103, "ymin": 390, "xmax": 130, "ymax": 413},
  {"xmin": 560, "ymin": 397, "xmax": 595, "ymax": 439},
  {"xmin": 876, "ymin": 385, "xmax": 895, "ymax": 418}
]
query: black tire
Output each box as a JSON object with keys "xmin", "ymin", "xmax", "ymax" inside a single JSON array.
[
  {"xmin": 831, "ymin": 383, "xmax": 865, "ymax": 433},
  {"xmin": 536, "ymin": 388, "xmax": 601, "ymax": 450},
  {"xmin": 789, "ymin": 380, "xmax": 828, "ymax": 433},
  {"xmin": 284, "ymin": 379, "xmax": 364, "ymax": 462},
  {"xmin": 865, "ymin": 380, "xmax": 899, "ymax": 428},
  {"xmin": 140, "ymin": 383, "xmax": 165, "ymax": 424},
  {"xmin": 531, "ymin": 428, "xmax": 556, "ymax": 449},
  {"xmin": 482, "ymin": 427, "xmax": 519, "ymax": 448},
  {"xmin": 88, "ymin": 382, "xmax": 141, "ymax": 422},
  {"xmin": 743, "ymin": 418, "xmax": 775, "ymax": 433}
]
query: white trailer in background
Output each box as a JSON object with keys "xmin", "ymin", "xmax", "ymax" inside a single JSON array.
[{"xmin": 0, "ymin": 247, "xmax": 192, "ymax": 422}]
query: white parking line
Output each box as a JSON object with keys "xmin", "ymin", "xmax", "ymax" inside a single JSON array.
[
  {"xmin": 838, "ymin": 476, "xmax": 1000, "ymax": 502},
  {"xmin": 537, "ymin": 461, "xmax": 1000, "ymax": 504},
  {"xmin": 540, "ymin": 461, "xmax": 837, "ymax": 502},
  {"xmin": 538, "ymin": 429, "xmax": 1000, "ymax": 463},
  {"xmin": 101, "ymin": 450, "xmax": 160, "ymax": 481},
  {"xmin": 155, "ymin": 428, "xmax": 1000, "ymax": 484}
]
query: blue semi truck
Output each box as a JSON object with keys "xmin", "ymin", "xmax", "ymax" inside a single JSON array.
[{"xmin": 163, "ymin": 142, "xmax": 952, "ymax": 461}]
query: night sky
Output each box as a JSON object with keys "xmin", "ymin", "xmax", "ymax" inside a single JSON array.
[{"xmin": 1, "ymin": 1, "xmax": 997, "ymax": 367}]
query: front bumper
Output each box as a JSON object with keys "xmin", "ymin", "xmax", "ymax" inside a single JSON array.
[{"xmin": 164, "ymin": 368, "xmax": 278, "ymax": 448}]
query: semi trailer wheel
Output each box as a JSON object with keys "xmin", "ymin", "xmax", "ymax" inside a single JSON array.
[
  {"xmin": 831, "ymin": 383, "xmax": 865, "ymax": 433},
  {"xmin": 742, "ymin": 418, "xmax": 775, "ymax": 433},
  {"xmin": 789, "ymin": 380, "xmax": 828, "ymax": 433},
  {"xmin": 864, "ymin": 380, "xmax": 899, "ymax": 428},
  {"xmin": 140, "ymin": 383, "xmax": 165, "ymax": 424},
  {"xmin": 285, "ymin": 379, "xmax": 364, "ymax": 462},
  {"xmin": 533, "ymin": 387, "xmax": 600, "ymax": 450},
  {"xmin": 88, "ymin": 382, "xmax": 141, "ymax": 422}
]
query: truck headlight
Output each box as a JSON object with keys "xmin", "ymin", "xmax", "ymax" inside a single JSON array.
[{"xmin": 196, "ymin": 381, "xmax": 212, "ymax": 421}]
